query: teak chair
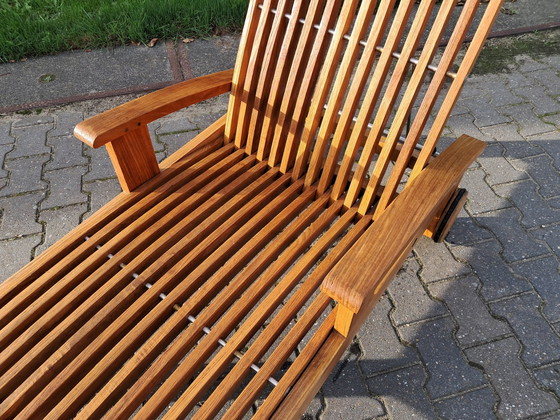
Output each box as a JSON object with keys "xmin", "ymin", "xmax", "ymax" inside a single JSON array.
[{"xmin": 0, "ymin": 0, "xmax": 503, "ymax": 418}]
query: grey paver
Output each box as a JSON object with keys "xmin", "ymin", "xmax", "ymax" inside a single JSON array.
[
  {"xmin": 367, "ymin": 365, "xmax": 438, "ymax": 420},
  {"xmin": 514, "ymin": 55, "xmax": 550, "ymax": 73},
  {"xmin": 493, "ymin": 180, "xmax": 560, "ymax": 228},
  {"xmin": 481, "ymin": 122, "xmax": 543, "ymax": 160},
  {"xmin": 0, "ymin": 122, "xmax": 14, "ymax": 145},
  {"xmin": 358, "ymin": 295, "xmax": 418, "ymax": 377},
  {"xmin": 543, "ymin": 112, "xmax": 560, "ymax": 130},
  {"xmin": 534, "ymin": 363, "xmax": 560, "ymax": 399},
  {"xmin": 50, "ymin": 111, "xmax": 84, "ymax": 137},
  {"xmin": 386, "ymin": 258, "xmax": 447, "ymax": 326},
  {"xmin": 83, "ymin": 146, "xmax": 117, "ymax": 182},
  {"xmin": 157, "ymin": 117, "xmax": 198, "ymax": 135},
  {"xmin": 435, "ymin": 387, "xmax": 497, "ymax": 420},
  {"xmin": 82, "ymin": 178, "xmax": 122, "ymax": 220},
  {"xmin": 9, "ymin": 124, "xmax": 52, "ymax": 158},
  {"xmin": 502, "ymin": 103, "xmax": 556, "ymax": 137},
  {"xmin": 461, "ymin": 98, "xmax": 511, "ymax": 128},
  {"xmin": 465, "ymin": 337, "xmax": 559, "ymax": 419},
  {"xmin": 159, "ymin": 130, "xmax": 198, "ymax": 156},
  {"xmin": 0, "ymin": 144, "xmax": 12, "ymax": 178},
  {"xmin": 444, "ymin": 208, "xmax": 494, "ymax": 246},
  {"xmin": 399, "ymin": 317, "xmax": 486, "ymax": 399},
  {"xmin": 461, "ymin": 169, "xmax": 510, "ymax": 215},
  {"xmin": 428, "ymin": 276, "xmax": 510, "ymax": 346},
  {"xmin": 41, "ymin": 166, "xmax": 88, "ymax": 210},
  {"xmin": 529, "ymin": 130, "xmax": 560, "ymax": 171},
  {"xmin": 12, "ymin": 115, "xmax": 54, "ymax": 128},
  {"xmin": 46, "ymin": 135, "xmax": 88, "ymax": 171},
  {"xmin": 476, "ymin": 207, "xmax": 549, "ymax": 262},
  {"xmin": 0, "ymin": 191, "xmax": 44, "ymax": 240},
  {"xmin": 513, "ymin": 85, "xmax": 560, "ymax": 116},
  {"xmin": 510, "ymin": 154, "xmax": 560, "ymax": 199},
  {"xmin": 503, "ymin": 71, "xmax": 534, "ymax": 90},
  {"xmin": 414, "ymin": 236, "xmax": 470, "ymax": 283},
  {"xmin": 0, "ymin": 235, "xmax": 42, "ymax": 281},
  {"xmin": 446, "ymin": 113, "xmax": 495, "ymax": 143},
  {"xmin": 531, "ymin": 224, "xmax": 560, "ymax": 259},
  {"xmin": 36, "ymin": 203, "xmax": 87, "ymax": 255},
  {"xmin": 450, "ymin": 240, "xmax": 532, "ymax": 301},
  {"xmin": 513, "ymin": 256, "xmax": 560, "ymax": 322},
  {"xmin": 491, "ymin": 293, "xmax": 560, "ymax": 367},
  {"xmin": 526, "ymin": 68, "xmax": 560, "ymax": 96},
  {"xmin": 476, "ymin": 142, "xmax": 528, "ymax": 186},
  {"xmin": 0, "ymin": 155, "xmax": 49, "ymax": 197},
  {"xmin": 322, "ymin": 358, "xmax": 385, "ymax": 419}
]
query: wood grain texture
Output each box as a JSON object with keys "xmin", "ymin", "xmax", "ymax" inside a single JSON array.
[
  {"xmin": 75, "ymin": 69, "xmax": 233, "ymax": 148},
  {"xmin": 321, "ymin": 135, "xmax": 485, "ymax": 314}
]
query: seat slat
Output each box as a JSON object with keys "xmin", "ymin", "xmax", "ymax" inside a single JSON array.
[
  {"xmin": 144, "ymin": 197, "xmax": 343, "ymax": 419},
  {"xmin": 82, "ymin": 187, "xmax": 326, "ymax": 420},
  {"xmin": 192, "ymin": 208, "xmax": 359, "ymax": 419}
]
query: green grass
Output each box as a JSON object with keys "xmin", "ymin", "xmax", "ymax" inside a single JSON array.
[{"xmin": 0, "ymin": 0, "xmax": 249, "ymax": 63}]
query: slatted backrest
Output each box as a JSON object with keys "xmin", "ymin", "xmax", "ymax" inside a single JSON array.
[{"xmin": 225, "ymin": 0, "xmax": 504, "ymax": 216}]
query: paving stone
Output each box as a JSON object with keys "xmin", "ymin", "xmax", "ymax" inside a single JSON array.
[
  {"xmin": 301, "ymin": 394, "xmax": 323, "ymax": 420},
  {"xmin": 147, "ymin": 121, "xmax": 164, "ymax": 153},
  {"xmin": 428, "ymin": 276, "xmax": 510, "ymax": 346},
  {"xmin": 42, "ymin": 166, "xmax": 88, "ymax": 210},
  {"xmin": 514, "ymin": 55, "xmax": 550, "ymax": 73},
  {"xmin": 12, "ymin": 115, "xmax": 54, "ymax": 128},
  {"xmin": 451, "ymin": 240, "xmax": 532, "ymax": 301},
  {"xmin": 493, "ymin": 180, "xmax": 560, "ymax": 228},
  {"xmin": 543, "ymin": 112, "xmax": 560, "ymax": 130},
  {"xmin": 0, "ymin": 144, "xmax": 12, "ymax": 178},
  {"xmin": 9, "ymin": 124, "xmax": 52, "ymax": 158},
  {"xmin": 460, "ymin": 169, "xmax": 510, "ymax": 215},
  {"xmin": 510, "ymin": 154, "xmax": 560, "ymax": 199},
  {"xmin": 461, "ymin": 98, "xmax": 511, "ymax": 128},
  {"xmin": 159, "ymin": 130, "xmax": 198, "ymax": 156},
  {"xmin": 157, "ymin": 117, "xmax": 198, "ymax": 135},
  {"xmin": 531, "ymin": 224, "xmax": 560, "ymax": 259},
  {"xmin": 435, "ymin": 386, "xmax": 497, "ymax": 420},
  {"xmin": 414, "ymin": 236, "xmax": 470, "ymax": 283},
  {"xmin": 470, "ymin": 74, "xmax": 522, "ymax": 108},
  {"xmin": 45, "ymin": 135, "xmax": 88, "ymax": 170},
  {"xmin": 534, "ymin": 363, "xmax": 560, "ymax": 400},
  {"xmin": 50, "ymin": 111, "xmax": 84, "ymax": 137},
  {"xmin": 186, "ymin": 111, "xmax": 225, "ymax": 132},
  {"xmin": 526, "ymin": 69, "xmax": 560, "ymax": 96},
  {"xmin": 0, "ymin": 191, "xmax": 44, "ymax": 240},
  {"xmin": 502, "ymin": 103, "xmax": 556, "ymax": 137},
  {"xmin": 476, "ymin": 143, "xmax": 528, "ymax": 186},
  {"xmin": 386, "ymin": 258, "xmax": 447, "ymax": 326},
  {"xmin": 514, "ymin": 256, "xmax": 560, "ymax": 322},
  {"xmin": 0, "ymin": 122, "xmax": 14, "ymax": 145},
  {"xmin": 82, "ymin": 178, "xmax": 122, "ymax": 220},
  {"xmin": 465, "ymin": 337, "xmax": 559, "ymax": 419},
  {"xmin": 399, "ymin": 317, "xmax": 486, "ymax": 398},
  {"xmin": 0, "ymin": 155, "xmax": 49, "ymax": 197},
  {"xmin": 0, "ymin": 235, "xmax": 42, "ymax": 281},
  {"xmin": 503, "ymin": 71, "xmax": 534, "ymax": 90},
  {"xmin": 367, "ymin": 365, "xmax": 438, "ymax": 419},
  {"xmin": 36, "ymin": 203, "xmax": 87, "ymax": 255},
  {"xmin": 513, "ymin": 85, "xmax": 560, "ymax": 116},
  {"xmin": 322, "ymin": 357, "xmax": 385, "ymax": 419},
  {"xmin": 491, "ymin": 293, "xmax": 560, "ymax": 367},
  {"xmin": 529, "ymin": 130, "xmax": 560, "ymax": 171},
  {"xmin": 444, "ymin": 209, "xmax": 494, "ymax": 246},
  {"xmin": 358, "ymin": 295, "xmax": 418, "ymax": 377},
  {"xmin": 83, "ymin": 146, "xmax": 117, "ymax": 182},
  {"xmin": 476, "ymin": 208, "xmax": 549, "ymax": 262},
  {"xmin": 481, "ymin": 122, "xmax": 543, "ymax": 160},
  {"xmin": 446, "ymin": 113, "xmax": 495, "ymax": 143}
]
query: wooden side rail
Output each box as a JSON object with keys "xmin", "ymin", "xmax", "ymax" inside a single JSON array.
[
  {"xmin": 74, "ymin": 69, "xmax": 234, "ymax": 192},
  {"xmin": 321, "ymin": 135, "xmax": 485, "ymax": 335}
]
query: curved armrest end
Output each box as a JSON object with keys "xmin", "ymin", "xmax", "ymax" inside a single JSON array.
[
  {"xmin": 74, "ymin": 69, "xmax": 234, "ymax": 148},
  {"xmin": 321, "ymin": 135, "xmax": 485, "ymax": 314}
]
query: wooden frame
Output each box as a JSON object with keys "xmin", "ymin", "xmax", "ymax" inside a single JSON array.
[{"xmin": 0, "ymin": 0, "xmax": 504, "ymax": 418}]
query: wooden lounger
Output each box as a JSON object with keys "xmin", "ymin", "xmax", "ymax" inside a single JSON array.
[{"xmin": 0, "ymin": 0, "xmax": 503, "ymax": 418}]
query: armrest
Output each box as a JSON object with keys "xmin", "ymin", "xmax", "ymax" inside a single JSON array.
[
  {"xmin": 321, "ymin": 135, "xmax": 485, "ymax": 314},
  {"xmin": 74, "ymin": 69, "xmax": 234, "ymax": 148}
]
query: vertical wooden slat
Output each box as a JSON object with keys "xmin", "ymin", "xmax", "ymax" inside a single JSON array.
[
  {"xmin": 225, "ymin": 0, "xmax": 264, "ymax": 142},
  {"xmin": 342, "ymin": 0, "xmax": 436, "ymax": 211},
  {"xmin": 291, "ymin": 0, "xmax": 361, "ymax": 181},
  {"xmin": 357, "ymin": 0, "xmax": 458, "ymax": 216},
  {"xmin": 374, "ymin": 0, "xmax": 485, "ymax": 216},
  {"xmin": 311, "ymin": 0, "xmax": 395, "ymax": 193},
  {"xmin": 409, "ymin": 0, "xmax": 504, "ymax": 180}
]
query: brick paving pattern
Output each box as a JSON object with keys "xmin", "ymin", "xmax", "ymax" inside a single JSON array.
[{"xmin": 1, "ymin": 53, "xmax": 559, "ymax": 419}]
